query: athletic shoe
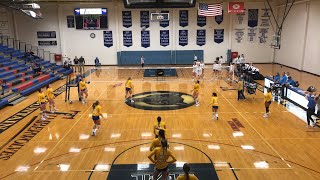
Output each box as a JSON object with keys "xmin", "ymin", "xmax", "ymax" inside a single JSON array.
[
  {"xmin": 91, "ymin": 130, "xmax": 96, "ymax": 136},
  {"xmin": 41, "ymin": 117, "xmax": 46, "ymax": 121},
  {"xmin": 82, "ymin": 100, "xmax": 85, "ymax": 104},
  {"xmin": 196, "ymin": 104, "xmax": 200, "ymax": 107},
  {"xmin": 54, "ymin": 108, "xmax": 58, "ymax": 111},
  {"xmin": 131, "ymin": 100, "xmax": 134, "ymax": 103},
  {"xmin": 263, "ymin": 114, "xmax": 269, "ymax": 118},
  {"xmin": 44, "ymin": 114, "xmax": 49, "ymax": 118},
  {"xmin": 212, "ymin": 116, "xmax": 215, "ymax": 120}
]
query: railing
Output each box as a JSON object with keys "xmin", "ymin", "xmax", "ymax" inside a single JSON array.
[{"xmin": 0, "ymin": 33, "xmax": 65, "ymax": 64}]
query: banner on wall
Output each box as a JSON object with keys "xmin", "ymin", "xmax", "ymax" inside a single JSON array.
[
  {"xmin": 122, "ymin": 11, "xmax": 132, "ymax": 28},
  {"xmin": 123, "ymin": 31, "xmax": 132, "ymax": 47},
  {"xmin": 160, "ymin": 10, "xmax": 170, "ymax": 28},
  {"xmin": 140, "ymin": 11, "xmax": 150, "ymax": 28},
  {"xmin": 248, "ymin": 9, "xmax": 259, "ymax": 27},
  {"xmin": 141, "ymin": 31, "xmax": 150, "ymax": 48},
  {"xmin": 215, "ymin": 10, "xmax": 223, "ymax": 24},
  {"xmin": 160, "ymin": 30, "xmax": 169, "ymax": 47},
  {"xmin": 179, "ymin": 30, "xmax": 188, "ymax": 46},
  {"xmin": 235, "ymin": 28, "xmax": 244, "ymax": 43},
  {"xmin": 228, "ymin": 2, "xmax": 245, "ymax": 13},
  {"xmin": 259, "ymin": 28, "xmax": 268, "ymax": 43},
  {"xmin": 236, "ymin": 12, "xmax": 245, "ymax": 25},
  {"xmin": 214, "ymin": 29, "xmax": 224, "ymax": 44},
  {"xmin": 103, "ymin": 31, "xmax": 113, "ymax": 48},
  {"xmin": 197, "ymin": 15, "xmax": 206, "ymax": 27},
  {"xmin": 37, "ymin": 31, "xmax": 56, "ymax": 38},
  {"xmin": 261, "ymin": 8, "xmax": 270, "ymax": 18},
  {"xmin": 260, "ymin": 19, "xmax": 270, "ymax": 27},
  {"xmin": 197, "ymin": 29, "xmax": 206, "ymax": 46},
  {"xmin": 67, "ymin": 16, "xmax": 74, "ymax": 28},
  {"xmin": 248, "ymin": 28, "xmax": 257, "ymax": 42},
  {"xmin": 179, "ymin": 10, "xmax": 188, "ymax": 27},
  {"xmin": 38, "ymin": 41, "xmax": 57, "ymax": 46}
]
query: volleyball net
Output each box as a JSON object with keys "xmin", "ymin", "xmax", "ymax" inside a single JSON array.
[{"xmin": 87, "ymin": 66, "xmax": 231, "ymax": 83}]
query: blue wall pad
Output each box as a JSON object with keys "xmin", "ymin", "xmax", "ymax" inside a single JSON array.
[{"xmin": 118, "ymin": 50, "xmax": 203, "ymax": 65}]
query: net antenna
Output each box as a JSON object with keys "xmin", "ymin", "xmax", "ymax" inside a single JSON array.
[{"xmin": 265, "ymin": 0, "xmax": 296, "ymax": 49}]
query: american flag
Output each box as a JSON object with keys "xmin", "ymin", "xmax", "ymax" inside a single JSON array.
[{"xmin": 198, "ymin": 3, "xmax": 223, "ymax": 17}]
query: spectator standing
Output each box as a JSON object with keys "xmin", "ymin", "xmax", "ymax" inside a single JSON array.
[
  {"xmin": 73, "ymin": 56, "xmax": 79, "ymax": 72},
  {"xmin": 306, "ymin": 92, "xmax": 316, "ymax": 128},
  {"xmin": 140, "ymin": 56, "xmax": 145, "ymax": 68}
]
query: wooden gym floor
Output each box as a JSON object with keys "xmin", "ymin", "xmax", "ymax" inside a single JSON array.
[{"xmin": 0, "ymin": 64, "xmax": 319, "ymax": 180}]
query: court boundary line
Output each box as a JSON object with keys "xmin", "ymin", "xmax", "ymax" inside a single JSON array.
[
  {"xmin": 2, "ymin": 138, "xmax": 320, "ymax": 179},
  {"xmin": 33, "ymin": 70, "xmax": 117, "ymax": 171},
  {"xmin": 204, "ymin": 76, "xmax": 293, "ymax": 169}
]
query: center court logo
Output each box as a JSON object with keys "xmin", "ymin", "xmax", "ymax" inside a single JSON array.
[{"xmin": 125, "ymin": 91, "xmax": 195, "ymax": 110}]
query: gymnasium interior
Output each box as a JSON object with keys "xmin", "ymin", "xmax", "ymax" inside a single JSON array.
[{"xmin": 0, "ymin": 0, "xmax": 319, "ymax": 179}]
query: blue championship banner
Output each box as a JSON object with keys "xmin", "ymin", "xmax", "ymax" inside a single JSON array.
[
  {"xmin": 141, "ymin": 31, "xmax": 150, "ymax": 48},
  {"xmin": 160, "ymin": 30, "xmax": 169, "ymax": 47},
  {"xmin": 179, "ymin": 10, "xmax": 188, "ymax": 27},
  {"xmin": 197, "ymin": 29, "xmax": 206, "ymax": 46},
  {"xmin": 248, "ymin": 9, "xmax": 259, "ymax": 28},
  {"xmin": 214, "ymin": 29, "xmax": 224, "ymax": 44},
  {"xmin": 197, "ymin": 15, "xmax": 206, "ymax": 27},
  {"xmin": 122, "ymin": 11, "xmax": 132, "ymax": 28},
  {"xmin": 215, "ymin": 10, "xmax": 224, "ymax": 25},
  {"xmin": 160, "ymin": 10, "xmax": 169, "ymax": 28},
  {"xmin": 103, "ymin": 31, "xmax": 113, "ymax": 48},
  {"xmin": 140, "ymin": 11, "xmax": 150, "ymax": 28},
  {"xmin": 179, "ymin": 30, "xmax": 188, "ymax": 46},
  {"xmin": 123, "ymin": 31, "xmax": 132, "ymax": 47}
]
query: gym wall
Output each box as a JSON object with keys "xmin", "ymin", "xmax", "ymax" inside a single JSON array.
[{"xmin": 11, "ymin": 1, "xmax": 275, "ymax": 65}]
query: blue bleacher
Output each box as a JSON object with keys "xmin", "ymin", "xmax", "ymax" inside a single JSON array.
[
  {"xmin": 0, "ymin": 44, "xmax": 73, "ymax": 108},
  {"xmin": 20, "ymin": 75, "xmax": 60, "ymax": 96}
]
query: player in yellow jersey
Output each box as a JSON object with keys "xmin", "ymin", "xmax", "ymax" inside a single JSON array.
[
  {"xmin": 154, "ymin": 116, "xmax": 166, "ymax": 138},
  {"xmin": 38, "ymin": 88, "xmax": 48, "ymax": 120},
  {"xmin": 176, "ymin": 163, "xmax": 199, "ymax": 180},
  {"xmin": 46, "ymin": 84, "xmax": 58, "ymax": 113},
  {"xmin": 190, "ymin": 80, "xmax": 200, "ymax": 107},
  {"xmin": 237, "ymin": 79, "xmax": 245, "ymax": 100},
  {"xmin": 208, "ymin": 92, "xmax": 219, "ymax": 120},
  {"xmin": 148, "ymin": 139, "xmax": 177, "ymax": 180},
  {"xmin": 125, "ymin": 77, "xmax": 134, "ymax": 103},
  {"xmin": 79, "ymin": 77, "xmax": 89, "ymax": 104},
  {"xmin": 263, "ymin": 88, "xmax": 273, "ymax": 118},
  {"xmin": 150, "ymin": 129, "xmax": 166, "ymax": 151},
  {"xmin": 91, "ymin": 101, "xmax": 104, "ymax": 136}
]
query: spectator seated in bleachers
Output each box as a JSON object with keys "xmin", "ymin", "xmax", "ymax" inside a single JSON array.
[
  {"xmin": 94, "ymin": 57, "xmax": 101, "ymax": 68},
  {"xmin": 31, "ymin": 62, "xmax": 41, "ymax": 74}
]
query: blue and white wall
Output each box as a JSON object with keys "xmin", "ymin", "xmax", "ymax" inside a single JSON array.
[{"xmin": 11, "ymin": 1, "xmax": 275, "ymax": 65}]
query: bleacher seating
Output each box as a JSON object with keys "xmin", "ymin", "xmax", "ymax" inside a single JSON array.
[{"xmin": 0, "ymin": 44, "xmax": 73, "ymax": 108}]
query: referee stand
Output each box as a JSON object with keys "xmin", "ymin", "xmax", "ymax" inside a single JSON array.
[{"xmin": 65, "ymin": 74, "xmax": 81, "ymax": 102}]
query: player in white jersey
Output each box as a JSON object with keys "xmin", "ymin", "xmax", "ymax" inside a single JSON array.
[
  {"xmin": 192, "ymin": 61, "xmax": 197, "ymax": 81},
  {"xmin": 196, "ymin": 62, "xmax": 202, "ymax": 79},
  {"xmin": 200, "ymin": 61, "xmax": 205, "ymax": 78}
]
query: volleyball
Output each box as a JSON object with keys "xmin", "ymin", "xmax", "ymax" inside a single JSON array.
[{"xmin": 141, "ymin": 26, "xmax": 146, "ymax": 31}]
